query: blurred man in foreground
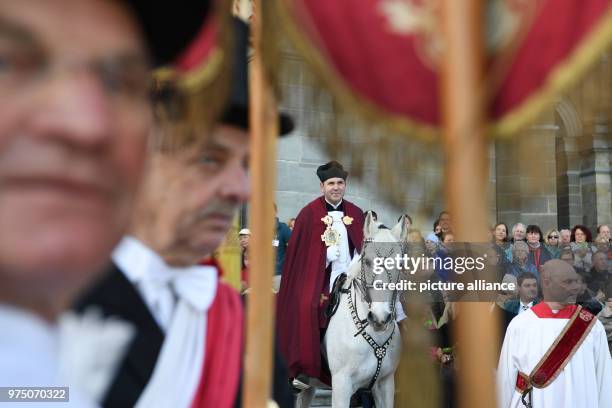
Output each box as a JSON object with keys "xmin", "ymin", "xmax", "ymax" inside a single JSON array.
[
  {"xmin": 0, "ymin": 0, "xmax": 211, "ymax": 403},
  {"xmin": 75, "ymin": 19, "xmax": 295, "ymax": 407}
]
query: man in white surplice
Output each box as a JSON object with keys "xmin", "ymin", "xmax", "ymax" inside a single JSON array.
[{"xmin": 497, "ymin": 259, "xmax": 612, "ymax": 408}]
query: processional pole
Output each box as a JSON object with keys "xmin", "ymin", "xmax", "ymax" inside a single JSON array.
[
  {"xmin": 244, "ymin": 0, "xmax": 278, "ymax": 406},
  {"xmin": 440, "ymin": 1, "xmax": 499, "ymax": 407}
]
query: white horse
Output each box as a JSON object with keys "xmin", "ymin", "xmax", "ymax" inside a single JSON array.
[{"xmin": 296, "ymin": 213, "xmax": 408, "ymax": 408}]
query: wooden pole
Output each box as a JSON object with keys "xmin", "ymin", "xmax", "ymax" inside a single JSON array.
[
  {"xmin": 440, "ymin": 1, "xmax": 499, "ymax": 408},
  {"xmin": 244, "ymin": 0, "xmax": 278, "ymax": 406}
]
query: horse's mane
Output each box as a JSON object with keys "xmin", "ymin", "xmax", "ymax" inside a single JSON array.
[{"xmin": 346, "ymin": 258, "xmax": 361, "ymax": 282}]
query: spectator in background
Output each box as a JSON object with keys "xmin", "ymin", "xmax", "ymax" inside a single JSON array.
[
  {"xmin": 503, "ymin": 272, "xmax": 540, "ymax": 315},
  {"xmin": 287, "ymin": 218, "xmax": 296, "ymax": 231},
  {"xmin": 525, "ymin": 225, "xmax": 552, "ymax": 272},
  {"xmin": 239, "ymin": 228, "xmax": 251, "ymax": 289},
  {"xmin": 560, "ymin": 228, "xmax": 572, "ymax": 246},
  {"xmin": 438, "ymin": 211, "xmax": 452, "ymax": 234},
  {"xmin": 559, "ymin": 246, "xmax": 574, "ymax": 264},
  {"xmin": 424, "ymin": 233, "xmax": 440, "ymax": 256},
  {"xmin": 594, "ymin": 235, "xmax": 611, "ymax": 253},
  {"xmin": 483, "ymin": 245, "xmax": 505, "ymax": 282},
  {"xmin": 241, "ymin": 247, "xmax": 250, "ymax": 293},
  {"xmin": 593, "ymin": 235, "xmax": 612, "ymax": 269},
  {"xmin": 596, "ymin": 224, "xmax": 610, "ymax": 243},
  {"xmin": 586, "ymin": 251, "xmax": 610, "ymax": 300},
  {"xmin": 597, "ymin": 282, "xmax": 612, "ymax": 357},
  {"xmin": 239, "ymin": 228, "xmax": 251, "ymax": 251},
  {"xmin": 434, "ymin": 232, "xmax": 456, "ymax": 282},
  {"xmin": 571, "ymin": 225, "xmax": 593, "ymax": 271},
  {"xmin": 559, "ymin": 245, "xmax": 586, "ymax": 276},
  {"xmin": 510, "ymin": 222, "xmax": 526, "ymax": 243},
  {"xmin": 441, "ymin": 231, "xmax": 455, "ymax": 244},
  {"xmin": 493, "ymin": 222, "xmax": 511, "ymax": 263},
  {"xmin": 397, "ymin": 213, "xmax": 413, "ymax": 232},
  {"xmin": 576, "ymin": 274, "xmax": 603, "ymax": 315},
  {"xmin": 493, "ymin": 223, "xmax": 509, "ymax": 246},
  {"xmin": 408, "ymin": 228, "xmax": 424, "ymax": 244},
  {"xmin": 505, "ymin": 241, "xmax": 538, "ymax": 279},
  {"xmin": 497, "ymin": 274, "xmax": 519, "ymax": 305},
  {"xmin": 433, "ymin": 219, "xmax": 442, "ymax": 236},
  {"xmin": 274, "ymin": 204, "xmax": 292, "ymax": 291},
  {"xmin": 544, "ymin": 228, "xmax": 561, "ymax": 258}
]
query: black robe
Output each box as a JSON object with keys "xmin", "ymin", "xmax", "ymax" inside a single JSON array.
[{"xmin": 74, "ymin": 264, "xmax": 163, "ymax": 408}]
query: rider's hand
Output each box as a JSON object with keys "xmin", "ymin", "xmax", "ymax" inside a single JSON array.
[{"xmin": 327, "ymin": 245, "xmax": 340, "ymax": 263}]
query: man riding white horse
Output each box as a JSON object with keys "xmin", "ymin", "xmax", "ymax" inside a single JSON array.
[
  {"xmin": 277, "ymin": 161, "xmax": 365, "ymax": 388},
  {"xmin": 296, "ymin": 212, "xmax": 408, "ymax": 407}
]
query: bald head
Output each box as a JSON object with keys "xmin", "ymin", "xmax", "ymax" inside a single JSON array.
[{"xmin": 541, "ymin": 259, "xmax": 580, "ymax": 305}]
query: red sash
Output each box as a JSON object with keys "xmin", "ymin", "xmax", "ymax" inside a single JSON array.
[
  {"xmin": 515, "ymin": 304, "xmax": 597, "ymax": 393},
  {"xmin": 190, "ymin": 282, "xmax": 243, "ymax": 408}
]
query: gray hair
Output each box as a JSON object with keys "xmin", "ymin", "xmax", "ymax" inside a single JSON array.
[{"xmin": 512, "ymin": 223, "xmax": 526, "ymax": 233}]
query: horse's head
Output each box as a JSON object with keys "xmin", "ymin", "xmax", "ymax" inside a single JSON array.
[{"xmin": 351, "ymin": 212, "xmax": 408, "ymax": 331}]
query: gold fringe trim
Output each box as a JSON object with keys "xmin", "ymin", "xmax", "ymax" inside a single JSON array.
[
  {"xmin": 151, "ymin": 0, "xmax": 235, "ymax": 152},
  {"xmin": 268, "ymin": 0, "xmax": 612, "ymax": 140},
  {"xmin": 155, "ymin": 48, "xmax": 224, "ymax": 91},
  {"xmin": 267, "ymin": 0, "xmax": 438, "ymax": 142},
  {"xmin": 490, "ymin": 6, "xmax": 612, "ymax": 137},
  {"xmin": 262, "ymin": 0, "xmax": 445, "ymax": 210}
]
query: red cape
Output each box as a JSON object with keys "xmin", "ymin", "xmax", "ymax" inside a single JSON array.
[
  {"xmin": 277, "ymin": 197, "xmax": 364, "ymax": 379},
  {"xmin": 191, "ymin": 280, "xmax": 243, "ymax": 408}
]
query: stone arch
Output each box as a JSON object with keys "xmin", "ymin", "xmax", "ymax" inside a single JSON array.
[
  {"xmin": 555, "ymin": 97, "xmax": 582, "ymax": 138},
  {"xmin": 554, "ymin": 97, "xmax": 583, "ymax": 229}
]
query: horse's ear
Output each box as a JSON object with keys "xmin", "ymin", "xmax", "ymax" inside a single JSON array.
[
  {"xmin": 392, "ymin": 215, "xmax": 410, "ymax": 242},
  {"xmin": 363, "ymin": 211, "xmax": 377, "ymax": 239}
]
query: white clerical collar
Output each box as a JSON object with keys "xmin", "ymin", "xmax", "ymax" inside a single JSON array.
[
  {"xmin": 112, "ymin": 236, "xmax": 165, "ymax": 285},
  {"xmin": 325, "ymin": 199, "xmax": 343, "ymax": 210},
  {"xmin": 112, "ymin": 236, "xmax": 218, "ymax": 313}
]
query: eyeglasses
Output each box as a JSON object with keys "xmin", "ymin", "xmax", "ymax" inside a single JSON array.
[{"xmin": 548, "ymin": 235, "xmax": 559, "ymax": 239}]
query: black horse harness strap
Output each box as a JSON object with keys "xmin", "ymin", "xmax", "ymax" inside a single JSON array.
[
  {"xmin": 346, "ymin": 279, "xmax": 396, "ymax": 390},
  {"xmin": 325, "ymin": 273, "xmax": 350, "ymax": 319}
]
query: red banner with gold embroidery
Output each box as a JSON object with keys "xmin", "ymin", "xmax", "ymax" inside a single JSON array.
[{"xmin": 268, "ymin": 0, "xmax": 612, "ymax": 138}]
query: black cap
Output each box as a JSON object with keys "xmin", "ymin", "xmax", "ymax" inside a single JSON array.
[
  {"xmin": 317, "ymin": 161, "xmax": 348, "ymax": 182},
  {"xmin": 221, "ymin": 19, "xmax": 295, "ymax": 136},
  {"xmin": 125, "ymin": 1, "xmax": 212, "ymax": 66}
]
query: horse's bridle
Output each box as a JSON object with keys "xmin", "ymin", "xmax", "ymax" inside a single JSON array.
[
  {"xmin": 354, "ymin": 237, "xmax": 401, "ymax": 319},
  {"xmin": 344, "ymin": 236, "xmax": 403, "ymax": 390}
]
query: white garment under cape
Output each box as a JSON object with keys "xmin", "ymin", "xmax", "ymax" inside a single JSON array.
[
  {"xmin": 112, "ymin": 237, "xmax": 218, "ymax": 408},
  {"xmin": 497, "ymin": 306, "xmax": 612, "ymax": 408},
  {"xmin": 327, "ymin": 209, "xmax": 352, "ymax": 290}
]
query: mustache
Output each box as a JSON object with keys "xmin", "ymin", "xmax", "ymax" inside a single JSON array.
[{"xmin": 192, "ymin": 200, "xmax": 238, "ymax": 221}]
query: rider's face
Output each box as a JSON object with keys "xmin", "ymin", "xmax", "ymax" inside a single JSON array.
[{"xmin": 320, "ymin": 177, "xmax": 346, "ymax": 205}]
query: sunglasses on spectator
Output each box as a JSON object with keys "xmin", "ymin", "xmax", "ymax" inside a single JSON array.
[{"xmin": 548, "ymin": 235, "xmax": 559, "ymax": 239}]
